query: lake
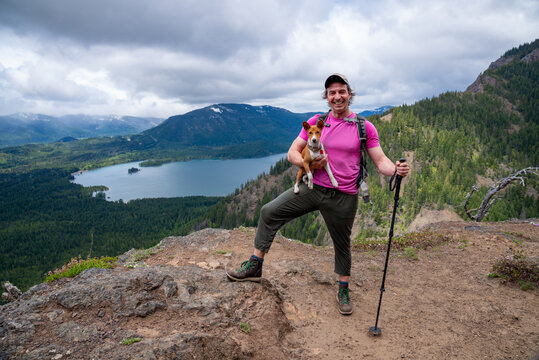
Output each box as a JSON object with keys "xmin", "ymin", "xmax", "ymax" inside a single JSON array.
[{"xmin": 72, "ymin": 153, "xmax": 287, "ymax": 201}]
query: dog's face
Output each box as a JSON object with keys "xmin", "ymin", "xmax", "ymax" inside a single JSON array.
[{"xmin": 303, "ymin": 120, "xmax": 324, "ymax": 147}]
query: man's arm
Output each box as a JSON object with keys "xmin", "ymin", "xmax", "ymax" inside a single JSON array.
[
  {"xmin": 288, "ymin": 137, "xmax": 307, "ymax": 167},
  {"xmin": 367, "ymin": 146, "xmax": 409, "ymax": 177}
]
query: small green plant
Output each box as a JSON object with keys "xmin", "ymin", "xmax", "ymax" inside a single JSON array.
[
  {"xmin": 519, "ymin": 280, "xmax": 534, "ymax": 291},
  {"xmin": 121, "ymin": 337, "xmax": 142, "ymax": 345},
  {"xmin": 403, "ymin": 247, "xmax": 419, "ymax": 261},
  {"xmin": 212, "ymin": 250, "xmax": 228, "ymax": 255},
  {"xmin": 365, "ymin": 249, "xmax": 378, "ymax": 258},
  {"xmin": 236, "ymin": 226, "xmax": 254, "ymax": 233},
  {"xmin": 45, "ymin": 256, "xmax": 117, "ymax": 282},
  {"xmin": 240, "ymin": 322, "xmax": 250, "ymax": 333},
  {"xmin": 132, "ymin": 245, "xmax": 163, "ymax": 262},
  {"xmin": 488, "ymin": 251, "xmax": 538, "ymax": 290}
]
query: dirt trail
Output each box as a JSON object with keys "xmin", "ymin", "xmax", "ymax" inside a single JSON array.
[{"xmin": 145, "ymin": 220, "xmax": 539, "ymax": 360}]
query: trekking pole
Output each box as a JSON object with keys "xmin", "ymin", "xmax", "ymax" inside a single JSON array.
[{"xmin": 369, "ymin": 158, "xmax": 406, "ymax": 336}]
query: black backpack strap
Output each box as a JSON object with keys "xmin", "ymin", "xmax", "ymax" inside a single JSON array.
[
  {"xmin": 356, "ymin": 114, "xmax": 368, "ymax": 187},
  {"xmin": 318, "ymin": 111, "xmax": 329, "ymax": 123}
]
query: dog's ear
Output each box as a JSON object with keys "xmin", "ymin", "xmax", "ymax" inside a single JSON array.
[
  {"xmin": 316, "ymin": 119, "xmax": 325, "ymax": 129},
  {"xmin": 303, "ymin": 121, "xmax": 311, "ymax": 131}
]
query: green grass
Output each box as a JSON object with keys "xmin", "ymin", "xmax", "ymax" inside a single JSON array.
[
  {"xmin": 403, "ymin": 247, "xmax": 419, "ymax": 261},
  {"xmin": 212, "ymin": 250, "xmax": 228, "ymax": 255},
  {"xmin": 503, "ymin": 231, "xmax": 528, "ymax": 246},
  {"xmin": 133, "ymin": 245, "xmax": 162, "ymax": 262},
  {"xmin": 240, "ymin": 322, "xmax": 251, "ymax": 333},
  {"xmin": 121, "ymin": 337, "xmax": 142, "ymax": 345},
  {"xmin": 518, "ymin": 280, "xmax": 534, "ymax": 291},
  {"xmin": 353, "ymin": 230, "xmax": 451, "ymax": 251},
  {"xmin": 45, "ymin": 256, "xmax": 117, "ymax": 282}
]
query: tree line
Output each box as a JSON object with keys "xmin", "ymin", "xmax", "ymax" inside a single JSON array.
[{"xmin": 0, "ymin": 168, "xmax": 221, "ymax": 291}]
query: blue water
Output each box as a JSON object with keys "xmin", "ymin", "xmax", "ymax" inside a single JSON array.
[{"xmin": 72, "ymin": 153, "xmax": 287, "ymax": 201}]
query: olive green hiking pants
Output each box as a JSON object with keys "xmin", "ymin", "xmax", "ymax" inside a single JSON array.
[{"xmin": 254, "ymin": 182, "xmax": 358, "ymax": 276}]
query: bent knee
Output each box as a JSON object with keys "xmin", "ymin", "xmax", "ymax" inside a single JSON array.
[{"xmin": 260, "ymin": 203, "xmax": 274, "ymax": 222}]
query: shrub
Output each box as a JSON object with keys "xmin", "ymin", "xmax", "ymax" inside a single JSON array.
[
  {"xmin": 489, "ymin": 251, "xmax": 539, "ymax": 290},
  {"xmin": 45, "ymin": 255, "xmax": 117, "ymax": 282}
]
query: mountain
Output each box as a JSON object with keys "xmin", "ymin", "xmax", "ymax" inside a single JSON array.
[
  {"xmin": 0, "ymin": 104, "xmax": 394, "ymax": 174},
  {"xmin": 143, "ymin": 104, "xmax": 393, "ymax": 147},
  {"xmin": 132, "ymin": 104, "xmax": 393, "ymax": 159},
  {"xmin": 0, "ymin": 104, "xmax": 392, "ymax": 163},
  {"xmin": 140, "ymin": 104, "xmax": 312, "ymax": 149},
  {"xmin": 0, "ymin": 114, "xmax": 164, "ymax": 147},
  {"xmin": 357, "ymin": 105, "xmax": 393, "ymax": 117}
]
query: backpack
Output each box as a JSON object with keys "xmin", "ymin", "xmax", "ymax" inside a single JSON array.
[{"xmin": 318, "ymin": 111, "xmax": 371, "ymax": 203}]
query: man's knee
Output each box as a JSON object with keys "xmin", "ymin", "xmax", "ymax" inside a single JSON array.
[{"xmin": 259, "ymin": 202, "xmax": 274, "ymax": 223}]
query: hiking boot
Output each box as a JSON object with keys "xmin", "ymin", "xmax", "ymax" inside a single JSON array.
[
  {"xmin": 226, "ymin": 255, "xmax": 262, "ymax": 282},
  {"xmin": 336, "ymin": 284, "xmax": 353, "ymax": 315}
]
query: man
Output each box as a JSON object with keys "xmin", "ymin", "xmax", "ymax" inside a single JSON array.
[{"xmin": 226, "ymin": 74, "xmax": 410, "ymax": 315}]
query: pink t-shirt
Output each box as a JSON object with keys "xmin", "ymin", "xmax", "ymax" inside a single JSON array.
[{"xmin": 299, "ymin": 112, "xmax": 380, "ymax": 195}]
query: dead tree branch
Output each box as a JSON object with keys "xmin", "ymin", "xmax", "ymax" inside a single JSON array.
[{"xmin": 463, "ymin": 167, "xmax": 539, "ymax": 222}]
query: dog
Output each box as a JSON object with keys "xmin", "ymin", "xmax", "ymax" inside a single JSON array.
[{"xmin": 294, "ymin": 119, "xmax": 339, "ymax": 194}]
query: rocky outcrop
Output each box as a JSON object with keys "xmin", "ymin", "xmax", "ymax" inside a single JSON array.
[
  {"xmin": 487, "ymin": 55, "xmax": 516, "ymax": 70},
  {"xmin": 466, "ymin": 45, "xmax": 538, "ymax": 94},
  {"xmin": 465, "ymin": 73, "xmax": 498, "ymax": 93},
  {"xmin": 1, "ymin": 282, "xmax": 22, "ymax": 303},
  {"xmin": 0, "ymin": 229, "xmax": 293, "ymax": 360},
  {"xmin": 522, "ymin": 48, "xmax": 539, "ymax": 63},
  {"xmin": 2, "ymin": 224, "xmax": 538, "ymax": 359}
]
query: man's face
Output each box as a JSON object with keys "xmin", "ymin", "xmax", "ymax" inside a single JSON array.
[{"xmin": 326, "ymin": 82, "xmax": 351, "ymax": 113}]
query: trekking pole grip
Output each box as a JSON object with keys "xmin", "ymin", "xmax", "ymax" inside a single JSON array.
[
  {"xmin": 390, "ymin": 158, "xmax": 406, "ymax": 192},
  {"xmin": 396, "ymin": 158, "xmax": 406, "ymax": 181}
]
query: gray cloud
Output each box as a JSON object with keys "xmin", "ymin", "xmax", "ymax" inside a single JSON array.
[
  {"xmin": 0, "ymin": 0, "xmax": 312, "ymax": 58},
  {"xmin": 0, "ymin": 0, "xmax": 537, "ymax": 117}
]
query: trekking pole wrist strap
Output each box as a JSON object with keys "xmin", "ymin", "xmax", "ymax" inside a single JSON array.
[{"xmin": 389, "ymin": 168, "xmax": 398, "ymax": 191}]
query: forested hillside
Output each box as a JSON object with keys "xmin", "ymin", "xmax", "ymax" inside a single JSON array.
[
  {"xmin": 0, "ymin": 169, "xmax": 221, "ymax": 291},
  {"xmin": 198, "ymin": 40, "xmax": 539, "ymax": 243}
]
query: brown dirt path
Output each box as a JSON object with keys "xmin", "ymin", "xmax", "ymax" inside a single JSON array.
[{"xmin": 145, "ymin": 220, "xmax": 539, "ymax": 360}]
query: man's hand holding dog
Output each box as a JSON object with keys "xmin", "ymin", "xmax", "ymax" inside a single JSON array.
[{"xmin": 310, "ymin": 155, "xmax": 327, "ymax": 170}]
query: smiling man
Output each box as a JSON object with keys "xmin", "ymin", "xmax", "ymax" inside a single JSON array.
[{"xmin": 226, "ymin": 73, "xmax": 409, "ymax": 315}]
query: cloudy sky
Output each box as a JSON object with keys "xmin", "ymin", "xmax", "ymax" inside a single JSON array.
[{"xmin": 0, "ymin": 0, "xmax": 537, "ymax": 118}]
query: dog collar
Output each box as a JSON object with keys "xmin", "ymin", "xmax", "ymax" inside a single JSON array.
[{"xmin": 308, "ymin": 144, "xmax": 322, "ymax": 152}]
